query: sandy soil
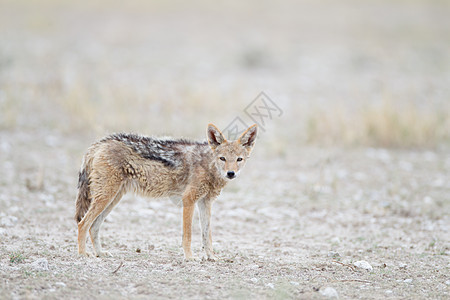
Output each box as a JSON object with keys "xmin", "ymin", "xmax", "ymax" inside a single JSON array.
[{"xmin": 0, "ymin": 130, "xmax": 448, "ymax": 299}]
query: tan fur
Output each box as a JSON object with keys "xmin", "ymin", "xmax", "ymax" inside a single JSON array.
[{"xmin": 75, "ymin": 123, "xmax": 257, "ymax": 260}]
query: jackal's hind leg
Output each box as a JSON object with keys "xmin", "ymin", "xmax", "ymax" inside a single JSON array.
[
  {"xmin": 77, "ymin": 178, "xmax": 122, "ymax": 257},
  {"xmin": 89, "ymin": 188, "xmax": 124, "ymax": 257}
]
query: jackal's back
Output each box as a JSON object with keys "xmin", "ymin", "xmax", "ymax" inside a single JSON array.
[{"xmin": 101, "ymin": 133, "xmax": 197, "ymax": 168}]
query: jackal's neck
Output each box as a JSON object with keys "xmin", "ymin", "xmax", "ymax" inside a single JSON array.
[{"xmin": 200, "ymin": 144, "xmax": 228, "ymax": 188}]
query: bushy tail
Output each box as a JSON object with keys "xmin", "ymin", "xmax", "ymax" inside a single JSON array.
[{"xmin": 75, "ymin": 157, "xmax": 92, "ymax": 223}]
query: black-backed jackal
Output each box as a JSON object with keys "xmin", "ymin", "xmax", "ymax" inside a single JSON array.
[{"xmin": 75, "ymin": 123, "xmax": 257, "ymax": 260}]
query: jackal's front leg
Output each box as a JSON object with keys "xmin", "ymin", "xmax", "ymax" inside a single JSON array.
[
  {"xmin": 182, "ymin": 204, "xmax": 195, "ymax": 260},
  {"xmin": 197, "ymin": 198, "xmax": 217, "ymax": 261}
]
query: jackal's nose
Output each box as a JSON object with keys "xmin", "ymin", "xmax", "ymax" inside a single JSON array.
[{"xmin": 227, "ymin": 171, "xmax": 235, "ymax": 179}]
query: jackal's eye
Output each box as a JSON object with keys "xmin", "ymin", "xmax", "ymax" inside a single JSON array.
[
  {"xmin": 237, "ymin": 157, "xmax": 243, "ymax": 162},
  {"xmin": 219, "ymin": 157, "xmax": 226, "ymax": 161}
]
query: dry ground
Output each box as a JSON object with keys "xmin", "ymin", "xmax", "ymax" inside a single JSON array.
[
  {"xmin": 0, "ymin": 0, "xmax": 449, "ymax": 299},
  {"xmin": 0, "ymin": 131, "xmax": 449, "ymax": 299}
]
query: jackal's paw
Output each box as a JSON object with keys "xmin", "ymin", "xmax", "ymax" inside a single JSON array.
[
  {"xmin": 96, "ymin": 251, "xmax": 113, "ymax": 258},
  {"xmin": 78, "ymin": 251, "xmax": 93, "ymax": 258},
  {"xmin": 205, "ymin": 254, "xmax": 218, "ymax": 262},
  {"xmin": 184, "ymin": 256, "xmax": 199, "ymax": 262},
  {"xmin": 202, "ymin": 252, "xmax": 219, "ymax": 261}
]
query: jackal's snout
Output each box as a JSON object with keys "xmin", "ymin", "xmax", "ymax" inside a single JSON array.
[{"xmin": 226, "ymin": 171, "xmax": 236, "ymax": 179}]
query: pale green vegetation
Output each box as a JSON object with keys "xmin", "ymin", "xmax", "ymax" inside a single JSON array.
[{"xmin": 9, "ymin": 252, "xmax": 25, "ymax": 264}]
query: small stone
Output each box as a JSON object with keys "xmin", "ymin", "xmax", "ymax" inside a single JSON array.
[
  {"xmin": 423, "ymin": 196, "xmax": 434, "ymax": 204},
  {"xmin": 290, "ymin": 281, "xmax": 299, "ymax": 286},
  {"xmin": 319, "ymin": 286, "xmax": 339, "ymax": 298},
  {"xmin": 250, "ymin": 278, "xmax": 258, "ymax": 283},
  {"xmin": 380, "ymin": 201, "xmax": 390, "ymax": 208},
  {"xmin": 385, "ymin": 290, "xmax": 393, "ymax": 294},
  {"xmin": 136, "ymin": 248, "xmax": 141, "ymax": 253},
  {"xmin": 354, "ymin": 260, "xmax": 373, "ymax": 271},
  {"xmin": 403, "ymin": 278, "xmax": 413, "ymax": 283},
  {"xmin": 0, "ymin": 228, "xmax": 6, "ymax": 235},
  {"xmin": 445, "ymin": 280, "xmax": 450, "ymax": 285},
  {"xmin": 8, "ymin": 206, "xmax": 19, "ymax": 213},
  {"xmin": 1, "ymin": 216, "xmax": 18, "ymax": 227},
  {"xmin": 331, "ymin": 237, "xmax": 341, "ymax": 244},
  {"xmin": 266, "ymin": 283, "xmax": 275, "ymax": 289},
  {"xmin": 55, "ymin": 282, "xmax": 66, "ymax": 287},
  {"xmin": 31, "ymin": 258, "xmax": 49, "ymax": 271}
]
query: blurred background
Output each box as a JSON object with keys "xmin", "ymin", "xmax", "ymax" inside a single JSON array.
[{"xmin": 1, "ymin": 0, "xmax": 449, "ymax": 154}]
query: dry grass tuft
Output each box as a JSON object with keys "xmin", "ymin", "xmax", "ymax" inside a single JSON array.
[{"xmin": 306, "ymin": 100, "xmax": 449, "ymax": 148}]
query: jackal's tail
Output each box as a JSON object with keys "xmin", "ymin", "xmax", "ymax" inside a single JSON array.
[{"xmin": 75, "ymin": 156, "xmax": 92, "ymax": 223}]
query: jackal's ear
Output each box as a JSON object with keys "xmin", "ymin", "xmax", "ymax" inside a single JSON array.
[
  {"xmin": 207, "ymin": 123, "xmax": 226, "ymax": 151},
  {"xmin": 238, "ymin": 124, "xmax": 257, "ymax": 153}
]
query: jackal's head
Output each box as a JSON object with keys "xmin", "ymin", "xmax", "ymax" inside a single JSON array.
[{"xmin": 207, "ymin": 123, "xmax": 257, "ymax": 180}]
